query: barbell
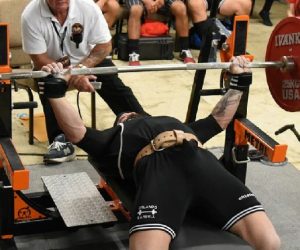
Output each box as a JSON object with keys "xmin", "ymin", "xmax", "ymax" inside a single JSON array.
[
  {"xmin": 0, "ymin": 17, "xmax": 299, "ymax": 112},
  {"xmin": 0, "ymin": 57, "xmax": 293, "ymax": 80}
]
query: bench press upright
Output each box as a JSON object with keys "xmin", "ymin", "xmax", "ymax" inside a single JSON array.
[
  {"xmin": 184, "ymin": 14, "xmax": 289, "ymax": 183},
  {"xmin": 184, "ymin": 14, "xmax": 251, "ymax": 182}
]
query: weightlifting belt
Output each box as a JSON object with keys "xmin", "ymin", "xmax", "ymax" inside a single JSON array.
[{"xmin": 134, "ymin": 130, "xmax": 202, "ymax": 167}]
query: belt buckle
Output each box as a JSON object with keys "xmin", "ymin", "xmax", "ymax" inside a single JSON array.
[{"xmin": 151, "ymin": 139, "xmax": 164, "ymax": 152}]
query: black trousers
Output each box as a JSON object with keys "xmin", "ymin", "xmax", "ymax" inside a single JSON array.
[
  {"xmin": 261, "ymin": 0, "xmax": 275, "ymax": 12},
  {"xmin": 39, "ymin": 58, "xmax": 146, "ymax": 143}
]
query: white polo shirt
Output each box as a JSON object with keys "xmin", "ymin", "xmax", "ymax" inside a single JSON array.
[{"xmin": 21, "ymin": 0, "xmax": 111, "ymax": 65}]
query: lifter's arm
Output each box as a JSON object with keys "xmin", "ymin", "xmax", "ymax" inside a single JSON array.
[
  {"xmin": 39, "ymin": 62, "xmax": 87, "ymax": 143},
  {"xmin": 211, "ymin": 89, "xmax": 243, "ymax": 130},
  {"xmin": 189, "ymin": 56, "xmax": 251, "ymax": 142},
  {"xmin": 188, "ymin": 89, "xmax": 243, "ymax": 143},
  {"xmin": 49, "ymin": 97, "xmax": 86, "ymax": 144},
  {"xmin": 40, "ymin": 64, "xmax": 116, "ymax": 156},
  {"xmin": 211, "ymin": 56, "xmax": 251, "ymax": 129}
]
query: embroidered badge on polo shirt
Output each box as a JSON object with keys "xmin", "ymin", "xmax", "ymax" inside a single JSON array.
[{"xmin": 70, "ymin": 23, "xmax": 84, "ymax": 48}]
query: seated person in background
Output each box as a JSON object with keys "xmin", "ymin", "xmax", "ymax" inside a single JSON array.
[
  {"xmin": 125, "ymin": 0, "xmax": 195, "ymax": 66},
  {"xmin": 21, "ymin": 0, "xmax": 147, "ymax": 164},
  {"xmin": 39, "ymin": 56, "xmax": 281, "ymax": 250},
  {"xmin": 95, "ymin": 0, "xmax": 122, "ymax": 29},
  {"xmin": 186, "ymin": 0, "xmax": 252, "ymax": 40},
  {"xmin": 287, "ymin": 0, "xmax": 300, "ymax": 16}
]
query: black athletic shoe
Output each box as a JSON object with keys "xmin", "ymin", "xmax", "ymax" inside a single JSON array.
[
  {"xmin": 259, "ymin": 11, "xmax": 273, "ymax": 26},
  {"xmin": 44, "ymin": 134, "xmax": 76, "ymax": 164}
]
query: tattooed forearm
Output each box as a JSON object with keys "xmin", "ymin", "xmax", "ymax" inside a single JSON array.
[
  {"xmin": 212, "ymin": 89, "xmax": 242, "ymax": 116},
  {"xmin": 211, "ymin": 89, "xmax": 243, "ymax": 129},
  {"xmin": 80, "ymin": 42, "xmax": 112, "ymax": 67}
]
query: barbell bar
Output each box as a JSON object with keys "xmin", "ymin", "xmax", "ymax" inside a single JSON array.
[{"xmin": 0, "ymin": 56, "xmax": 294, "ymax": 80}]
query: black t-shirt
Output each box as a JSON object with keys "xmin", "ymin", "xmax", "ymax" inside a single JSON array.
[{"xmin": 77, "ymin": 115, "xmax": 222, "ymax": 179}]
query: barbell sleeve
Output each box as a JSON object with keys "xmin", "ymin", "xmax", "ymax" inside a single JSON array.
[{"xmin": 0, "ymin": 71, "xmax": 49, "ymax": 80}]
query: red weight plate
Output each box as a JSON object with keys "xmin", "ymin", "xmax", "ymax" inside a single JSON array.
[{"xmin": 265, "ymin": 17, "xmax": 300, "ymax": 112}]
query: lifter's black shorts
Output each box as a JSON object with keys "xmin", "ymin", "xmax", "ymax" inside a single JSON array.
[{"xmin": 129, "ymin": 140, "xmax": 264, "ymax": 239}]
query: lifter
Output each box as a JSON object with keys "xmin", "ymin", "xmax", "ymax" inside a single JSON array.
[{"xmin": 38, "ymin": 56, "xmax": 280, "ymax": 250}]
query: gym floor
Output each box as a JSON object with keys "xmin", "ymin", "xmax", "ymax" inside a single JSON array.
[{"xmin": 6, "ymin": 0, "xmax": 300, "ymax": 249}]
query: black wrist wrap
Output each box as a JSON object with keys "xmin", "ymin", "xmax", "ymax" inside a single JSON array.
[
  {"xmin": 228, "ymin": 72, "xmax": 252, "ymax": 91},
  {"xmin": 37, "ymin": 75, "xmax": 67, "ymax": 98}
]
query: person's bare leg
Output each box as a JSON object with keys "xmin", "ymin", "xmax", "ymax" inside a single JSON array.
[
  {"xmin": 219, "ymin": 0, "xmax": 252, "ymax": 16},
  {"xmin": 170, "ymin": 0, "xmax": 189, "ymax": 37},
  {"xmin": 230, "ymin": 211, "xmax": 281, "ymax": 250},
  {"xmin": 187, "ymin": 0, "xmax": 208, "ymax": 23},
  {"xmin": 102, "ymin": 0, "xmax": 121, "ymax": 28},
  {"xmin": 129, "ymin": 230, "xmax": 172, "ymax": 250},
  {"xmin": 127, "ymin": 4, "xmax": 143, "ymax": 39}
]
